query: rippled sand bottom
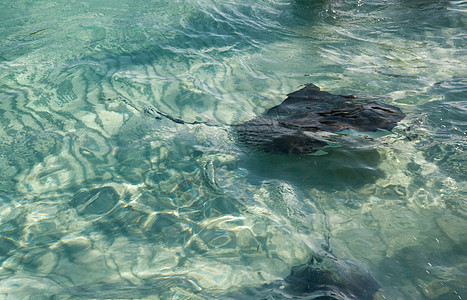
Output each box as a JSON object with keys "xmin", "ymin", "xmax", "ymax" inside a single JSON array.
[{"xmin": 0, "ymin": 0, "xmax": 466, "ymax": 299}]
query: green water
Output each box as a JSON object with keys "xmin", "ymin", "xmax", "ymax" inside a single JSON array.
[{"xmin": 0, "ymin": 0, "xmax": 466, "ymax": 299}]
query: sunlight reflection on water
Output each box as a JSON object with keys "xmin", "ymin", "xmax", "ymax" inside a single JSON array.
[{"xmin": 0, "ymin": 0, "xmax": 466, "ymax": 299}]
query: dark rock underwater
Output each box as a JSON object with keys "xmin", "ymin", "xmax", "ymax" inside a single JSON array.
[
  {"xmin": 237, "ymin": 251, "xmax": 381, "ymax": 300},
  {"xmin": 276, "ymin": 251, "xmax": 380, "ymax": 300}
]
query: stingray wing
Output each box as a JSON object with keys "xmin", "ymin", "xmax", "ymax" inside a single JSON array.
[{"xmin": 266, "ymin": 84, "xmax": 405, "ymax": 132}]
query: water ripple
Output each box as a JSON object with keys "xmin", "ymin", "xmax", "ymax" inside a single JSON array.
[{"xmin": 0, "ymin": 0, "xmax": 466, "ymax": 299}]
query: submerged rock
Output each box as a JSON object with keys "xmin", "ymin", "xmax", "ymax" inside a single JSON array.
[
  {"xmin": 235, "ymin": 83, "xmax": 405, "ymax": 154},
  {"xmin": 277, "ymin": 251, "xmax": 380, "ymax": 300},
  {"xmin": 226, "ymin": 251, "xmax": 380, "ymax": 299}
]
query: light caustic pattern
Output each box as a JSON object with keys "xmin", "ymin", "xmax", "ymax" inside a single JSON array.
[{"xmin": 0, "ymin": 0, "xmax": 466, "ymax": 299}]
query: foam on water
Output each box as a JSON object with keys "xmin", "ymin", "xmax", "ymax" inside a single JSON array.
[{"xmin": 0, "ymin": 0, "xmax": 466, "ymax": 299}]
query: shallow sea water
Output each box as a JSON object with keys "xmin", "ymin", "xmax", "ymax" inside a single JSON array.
[{"xmin": 0, "ymin": 0, "xmax": 466, "ymax": 299}]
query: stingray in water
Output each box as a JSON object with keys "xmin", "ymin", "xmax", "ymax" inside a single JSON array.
[
  {"xmin": 235, "ymin": 83, "xmax": 405, "ymax": 154},
  {"xmin": 131, "ymin": 83, "xmax": 405, "ymax": 155},
  {"xmin": 100, "ymin": 85, "xmax": 390, "ymax": 298}
]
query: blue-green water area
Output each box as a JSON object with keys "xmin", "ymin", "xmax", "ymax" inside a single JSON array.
[{"xmin": 0, "ymin": 0, "xmax": 466, "ymax": 299}]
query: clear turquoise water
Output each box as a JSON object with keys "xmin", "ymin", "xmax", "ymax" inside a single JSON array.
[{"xmin": 0, "ymin": 0, "xmax": 466, "ymax": 299}]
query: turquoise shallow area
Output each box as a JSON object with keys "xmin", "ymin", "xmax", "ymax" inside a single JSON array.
[{"xmin": 0, "ymin": 0, "xmax": 466, "ymax": 299}]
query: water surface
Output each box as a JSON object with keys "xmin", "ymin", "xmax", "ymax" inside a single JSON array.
[{"xmin": 0, "ymin": 0, "xmax": 466, "ymax": 299}]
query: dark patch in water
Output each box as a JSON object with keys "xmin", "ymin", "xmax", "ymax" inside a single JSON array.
[
  {"xmin": 278, "ymin": 252, "xmax": 380, "ymax": 300},
  {"xmin": 225, "ymin": 251, "xmax": 380, "ymax": 300},
  {"xmin": 235, "ymin": 83, "xmax": 405, "ymax": 154}
]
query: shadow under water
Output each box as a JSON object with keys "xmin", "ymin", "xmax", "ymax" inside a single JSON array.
[{"xmin": 239, "ymin": 147, "xmax": 383, "ymax": 191}]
